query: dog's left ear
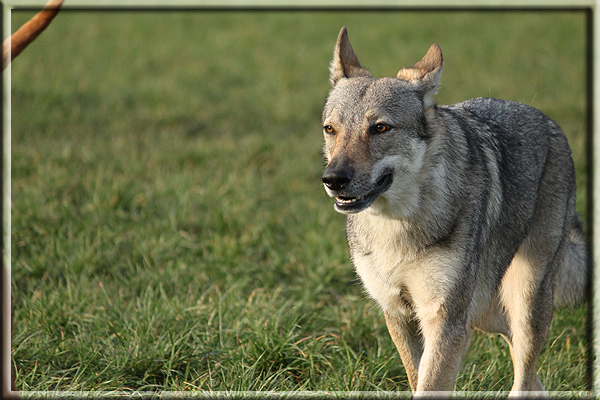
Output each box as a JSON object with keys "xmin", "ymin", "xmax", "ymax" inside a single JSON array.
[
  {"xmin": 330, "ymin": 27, "xmax": 372, "ymax": 86},
  {"xmin": 397, "ymin": 43, "xmax": 443, "ymax": 109}
]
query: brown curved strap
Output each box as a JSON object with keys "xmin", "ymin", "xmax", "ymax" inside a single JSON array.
[{"xmin": 2, "ymin": 0, "xmax": 63, "ymax": 70}]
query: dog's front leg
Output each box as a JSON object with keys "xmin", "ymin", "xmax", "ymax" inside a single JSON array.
[
  {"xmin": 384, "ymin": 311, "xmax": 423, "ymax": 392},
  {"xmin": 414, "ymin": 313, "xmax": 473, "ymax": 396}
]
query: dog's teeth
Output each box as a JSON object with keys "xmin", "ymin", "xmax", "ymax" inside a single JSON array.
[{"xmin": 337, "ymin": 196, "xmax": 360, "ymax": 204}]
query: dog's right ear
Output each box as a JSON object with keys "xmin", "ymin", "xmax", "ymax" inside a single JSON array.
[{"xmin": 330, "ymin": 27, "xmax": 372, "ymax": 86}]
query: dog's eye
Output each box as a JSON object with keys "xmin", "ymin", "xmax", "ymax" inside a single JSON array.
[
  {"xmin": 375, "ymin": 123, "xmax": 389, "ymax": 133},
  {"xmin": 324, "ymin": 125, "xmax": 335, "ymax": 134}
]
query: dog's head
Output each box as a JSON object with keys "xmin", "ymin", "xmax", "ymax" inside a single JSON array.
[{"xmin": 322, "ymin": 27, "xmax": 443, "ymax": 216}]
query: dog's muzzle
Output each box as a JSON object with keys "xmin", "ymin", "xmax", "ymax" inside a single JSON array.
[{"xmin": 322, "ymin": 159, "xmax": 394, "ymax": 214}]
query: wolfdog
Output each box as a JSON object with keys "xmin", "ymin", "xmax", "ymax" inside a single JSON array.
[{"xmin": 321, "ymin": 27, "xmax": 588, "ymax": 397}]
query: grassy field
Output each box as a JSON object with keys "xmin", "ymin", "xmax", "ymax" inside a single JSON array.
[{"xmin": 10, "ymin": 9, "xmax": 589, "ymax": 395}]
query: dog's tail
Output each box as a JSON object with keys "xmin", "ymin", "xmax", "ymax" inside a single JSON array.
[
  {"xmin": 553, "ymin": 216, "xmax": 589, "ymax": 308},
  {"xmin": 2, "ymin": 0, "xmax": 63, "ymax": 70}
]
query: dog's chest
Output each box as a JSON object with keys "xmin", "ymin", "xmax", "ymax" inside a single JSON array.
[{"xmin": 347, "ymin": 213, "xmax": 459, "ymax": 314}]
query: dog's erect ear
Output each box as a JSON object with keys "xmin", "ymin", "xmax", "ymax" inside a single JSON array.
[
  {"xmin": 330, "ymin": 27, "xmax": 372, "ymax": 86},
  {"xmin": 397, "ymin": 43, "xmax": 443, "ymax": 108}
]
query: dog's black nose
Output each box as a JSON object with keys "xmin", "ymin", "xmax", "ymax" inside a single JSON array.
[
  {"xmin": 322, "ymin": 173, "xmax": 351, "ymax": 191},
  {"xmin": 322, "ymin": 162, "xmax": 353, "ymax": 192}
]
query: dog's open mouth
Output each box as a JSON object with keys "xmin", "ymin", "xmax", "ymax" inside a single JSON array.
[{"xmin": 335, "ymin": 172, "xmax": 394, "ymax": 213}]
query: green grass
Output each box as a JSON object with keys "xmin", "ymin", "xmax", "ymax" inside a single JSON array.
[{"xmin": 10, "ymin": 9, "xmax": 589, "ymax": 395}]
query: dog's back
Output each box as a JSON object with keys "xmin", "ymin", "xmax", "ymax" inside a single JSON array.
[{"xmin": 447, "ymin": 97, "xmax": 588, "ymax": 307}]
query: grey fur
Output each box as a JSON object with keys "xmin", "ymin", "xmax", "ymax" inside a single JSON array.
[{"xmin": 321, "ymin": 27, "xmax": 588, "ymax": 397}]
